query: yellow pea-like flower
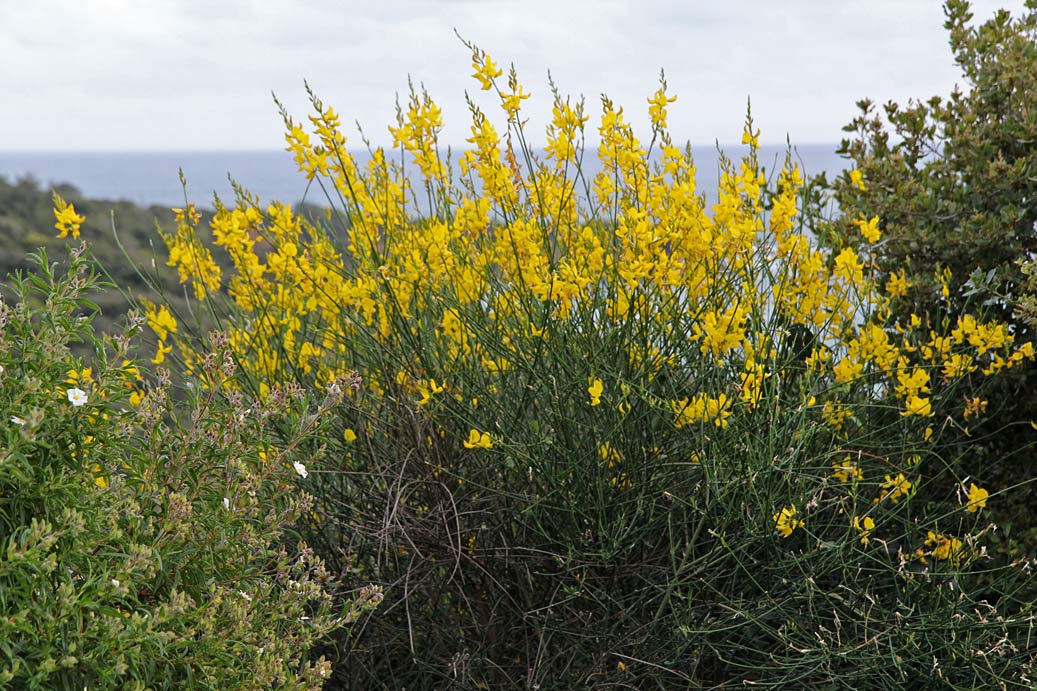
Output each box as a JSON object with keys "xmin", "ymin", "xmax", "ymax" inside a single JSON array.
[
  {"xmin": 463, "ymin": 429, "xmax": 493, "ymax": 450},
  {"xmin": 588, "ymin": 378, "xmax": 603, "ymax": 407}
]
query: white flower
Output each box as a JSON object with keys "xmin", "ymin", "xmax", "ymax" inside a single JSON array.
[
  {"xmin": 10, "ymin": 415, "xmax": 24, "ymax": 426},
  {"xmin": 111, "ymin": 579, "xmax": 120, "ymax": 588},
  {"xmin": 223, "ymin": 497, "xmax": 231, "ymax": 511},
  {"xmin": 67, "ymin": 387, "xmax": 88, "ymax": 407},
  {"xmin": 293, "ymin": 461, "xmax": 308, "ymax": 479}
]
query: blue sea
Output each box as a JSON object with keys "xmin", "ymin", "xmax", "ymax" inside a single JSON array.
[{"xmin": 0, "ymin": 145, "xmax": 847, "ymax": 210}]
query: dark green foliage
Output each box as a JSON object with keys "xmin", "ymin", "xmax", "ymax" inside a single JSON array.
[
  {"xmin": 298, "ymin": 289, "xmax": 1037, "ymax": 690},
  {"xmin": 806, "ymin": 0, "xmax": 1037, "ymax": 557}
]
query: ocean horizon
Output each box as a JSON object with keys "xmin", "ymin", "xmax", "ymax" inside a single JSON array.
[{"xmin": 0, "ymin": 145, "xmax": 848, "ymax": 210}]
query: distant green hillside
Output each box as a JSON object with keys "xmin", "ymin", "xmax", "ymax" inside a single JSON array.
[{"xmin": 0, "ymin": 174, "xmax": 201, "ymax": 339}]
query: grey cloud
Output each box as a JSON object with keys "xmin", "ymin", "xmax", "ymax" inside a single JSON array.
[{"xmin": 1, "ymin": 0, "xmax": 1030, "ymax": 150}]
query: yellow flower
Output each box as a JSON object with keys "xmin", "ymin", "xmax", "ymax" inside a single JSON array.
[
  {"xmin": 741, "ymin": 126, "xmax": 760, "ymax": 148},
  {"xmin": 901, "ymin": 394, "xmax": 932, "ymax": 417},
  {"xmin": 939, "ymin": 267, "xmax": 953, "ymax": 299},
  {"xmin": 821, "ymin": 400, "xmax": 853, "ymax": 430},
  {"xmin": 91, "ymin": 463, "xmax": 107, "ymax": 489},
  {"xmin": 588, "ymin": 377, "xmax": 603, "ymax": 406},
  {"xmin": 831, "ymin": 458, "xmax": 863, "ymax": 483},
  {"xmin": 647, "ymin": 86, "xmax": 677, "ymax": 130},
  {"xmin": 162, "ymin": 222, "xmax": 223, "ymax": 299},
  {"xmin": 895, "ymin": 366, "xmax": 930, "ymax": 399},
  {"xmin": 417, "ymin": 378, "xmax": 445, "ymax": 406},
  {"xmin": 833, "ymin": 247, "xmax": 864, "ymax": 285},
  {"xmin": 885, "ymin": 271, "xmax": 911, "ymax": 298},
  {"xmin": 832, "ymin": 357, "xmax": 863, "ymax": 384},
  {"xmin": 852, "ymin": 515, "xmax": 875, "ymax": 544},
  {"xmin": 963, "ymin": 397, "xmax": 987, "ymax": 420},
  {"xmin": 598, "ymin": 442, "xmax": 621, "ymax": 466},
  {"xmin": 143, "ymin": 301, "xmax": 179, "ymax": 342},
  {"xmin": 942, "ymin": 353, "xmax": 977, "ymax": 379},
  {"xmin": 501, "ymin": 86, "xmax": 530, "ymax": 120},
  {"xmin": 965, "ymin": 482, "xmax": 988, "ymax": 513},
  {"xmin": 344, "ymin": 428, "xmax": 358, "ymax": 443},
  {"xmin": 878, "ymin": 473, "xmax": 912, "ymax": 504},
  {"xmin": 854, "ymin": 215, "xmax": 881, "ymax": 243},
  {"xmin": 737, "ymin": 362, "xmax": 768, "ymax": 409},
  {"xmin": 925, "ymin": 531, "xmax": 964, "ymax": 560},
  {"xmin": 773, "ymin": 504, "xmax": 803, "ymax": 538},
  {"xmin": 53, "ymin": 193, "xmax": 86, "ymax": 239},
  {"xmin": 701, "ymin": 394, "xmax": 731, "ymax": 428},
  {"xmin": 65, "ymin": 367, "xmax": 93, "ymax": 386},
  {"xmin": 471, "ymin": 52, "xmax": 503, "ymax": 90},
  {"xmin": 152, "ymin": 340, "xmax": 172, "ymax": 365},
  {"xmin": 672, "ymin": 394, "xmax": 731, "ymax": 428},
  {"xmin": 692, "ymin": 305, "xmax": 748, "ymax": 358},
  {"xmin": 172, "ymin": 203, "xmax": 201, "ymax": 226},
  {"xmin": 120, "ymin": 360, "xmax": 142, "ymax": 383},
  {"xmin": 849, "ymin": 169, "xmax": 867, "ymax": 190},
  {"xmin": 463, "ymin": 429, "xmax": 493, "ymax": 449}
]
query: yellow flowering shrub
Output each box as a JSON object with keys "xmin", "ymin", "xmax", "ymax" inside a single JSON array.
[{"xmin": 150, "ymin": 43, "xmax": 1037, "ymax": 689}]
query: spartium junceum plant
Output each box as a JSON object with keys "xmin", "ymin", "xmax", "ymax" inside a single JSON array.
[{"xmin": 149, "ymin": 39, "xmax": 1037, "ymax": 690}]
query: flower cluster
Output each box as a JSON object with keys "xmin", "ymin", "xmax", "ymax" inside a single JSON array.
[
  {"xmin": 149, "ymin": 46, "xmax": 1035, "ymax": 555},
  {"xmin": 773, "ymin": 505, "xmax": 804, "ymax": 538},
  {"xmin": 53, "ymin": 192, "xmax": 85, "ymax": 239}
]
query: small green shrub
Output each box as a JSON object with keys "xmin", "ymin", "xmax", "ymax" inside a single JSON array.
[{"xmin": 0, "ymin": 241, "xmax": 380, "ymax": 690}]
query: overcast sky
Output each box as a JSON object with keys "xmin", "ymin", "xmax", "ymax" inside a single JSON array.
[{"xmin": 1, "ymin": 0, "xmax": 1028, "ymax": 151}]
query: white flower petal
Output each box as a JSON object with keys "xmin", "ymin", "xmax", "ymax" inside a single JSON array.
[{"xmin": 67, "ymin": 387, "xmax": 88, "ymax": 407}]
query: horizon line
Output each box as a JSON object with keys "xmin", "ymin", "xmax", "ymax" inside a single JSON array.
[{"xmin": 0, "ymin": 141, "xmax": 845, "ymax": 155}]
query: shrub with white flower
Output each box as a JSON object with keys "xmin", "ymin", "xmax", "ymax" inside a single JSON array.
[{"xmin": 0, "ymin": 240, "xmax": 378, "ymax": 690}]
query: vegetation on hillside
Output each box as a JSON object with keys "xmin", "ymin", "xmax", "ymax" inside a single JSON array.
[
  {"xmin": 3, "ymin": 1, "xmax": 1037, "ymax": 688},
  {"xmin": 0, "ymin": 174, "xmax": 203, "ymax": 341}
]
